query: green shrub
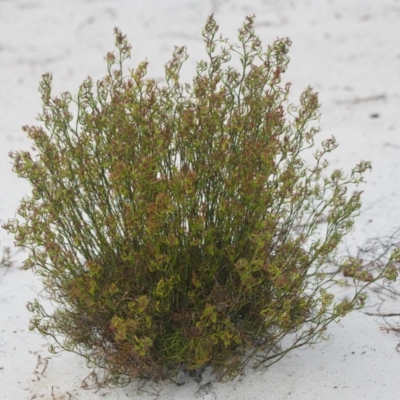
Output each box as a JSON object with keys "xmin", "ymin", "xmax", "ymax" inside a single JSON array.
[{"xmin": 3, "ymin": 15, "xmax": 399, "ymax": 385}]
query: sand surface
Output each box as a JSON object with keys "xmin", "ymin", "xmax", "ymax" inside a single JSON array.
[{"xmin": 1, "ymin": 1, "xmax": 400, "ymax": 399}]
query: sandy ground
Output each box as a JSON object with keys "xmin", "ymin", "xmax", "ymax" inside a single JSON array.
[{"xmin": 1, "ymin": 0, "xmax": 400, "ymax": 399}]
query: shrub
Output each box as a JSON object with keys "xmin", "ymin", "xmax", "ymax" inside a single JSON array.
[{"xmin": 3, "ymin": 15, "xmax": 399, "ymax": 385}]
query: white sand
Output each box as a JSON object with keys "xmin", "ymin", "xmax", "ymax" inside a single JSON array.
[{"xmin": 1, "ymin": 0, "xmax": 400, "ymax": 398}]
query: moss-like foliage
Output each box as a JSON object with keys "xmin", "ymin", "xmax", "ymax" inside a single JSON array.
[{"xmin": 3, "ymin": 15, "xmax": 399, "ymax": 385}]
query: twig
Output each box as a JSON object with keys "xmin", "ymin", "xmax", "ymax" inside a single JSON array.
[
  {"xmin": 365, "ymin": 312, "xmax": 400, "ymax": 317},
  {"xmin": 380, "ymin": 326, "xmax": 400, "ymax": 333},
  {"xmin": 334, "ymin": 94, "xmax": 386, "ymax": 105}
]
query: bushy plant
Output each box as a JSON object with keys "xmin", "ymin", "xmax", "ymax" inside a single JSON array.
[{"xmin": 3, "ymin": 15, "xmax": 399, "ymax": 384}]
